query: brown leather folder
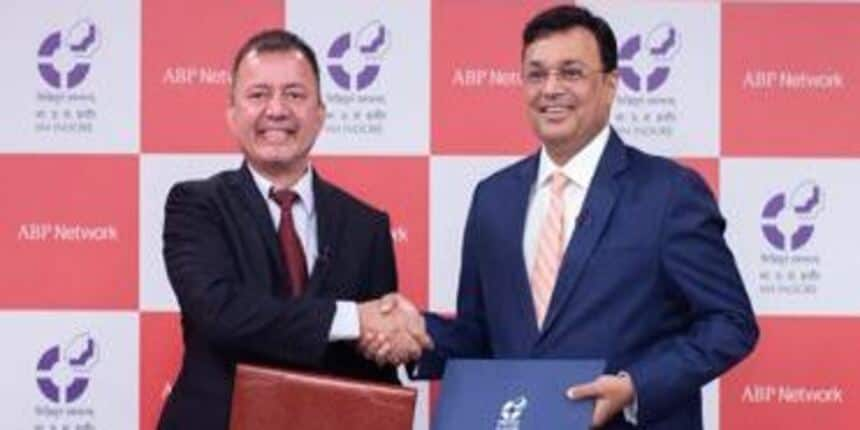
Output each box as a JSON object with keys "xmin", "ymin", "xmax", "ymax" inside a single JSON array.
[{"xmin": 230, "ymin": 364, "xmax": 417, "ymax": 430}]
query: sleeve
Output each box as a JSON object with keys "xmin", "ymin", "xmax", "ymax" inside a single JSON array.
[
  {"xmin": 328, "ymin": 301, "xmax": 359, "ymax": 341},
  {"xmin": 365, "ymin": 213, "xmax": 398, "ymax": 299},
  {"xmin": 163, "ymin": 182, "xmax": 337, "ymax": 366},
  {"xmin": 415, "ymin": 183, "xmax": 492, "ymax": 379},
  {"xmin": 625, "ymin": 167, "xmax": 760, "ymax": 425}
]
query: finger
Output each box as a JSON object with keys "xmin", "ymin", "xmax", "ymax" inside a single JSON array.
[
  {"xmin": 567, "ymin": 381, "xmax": 601, "ymax": 400},
  {"xmin": 375, "ymin": 342, "xmax": 391, "ymax": 361},
  {"xmin": 392, "ymin": 349, "xmax": 409, "ymax": 366},
  {"xmin": 360, "ymin": 337, "xmax": 385, "ymax": 359},
  {"xmin": 407, "ymin": 343, "xmax": 422, "ymax": 362},
  {"xmin": 361, "ymin": 332, "xmax": 385, "ymax": 351},
  {"xmin": 379, "ymin": 294, "xmax": 397, "ymax": 314},
  {"xmin": 591, "ymin": 398, "xmax": 611, "ymax": 427},
  {"xmin": 358, "ymin": 338, "xmax": 374, "ymax": 360},
  {"xmin": 358, "ymin": 329, "xmax": 377, "ymax": 347},
  {"xmin": 405, "ymin": 326, "xmax": 431, "ymax": 349},
  {"xmin": 374, "ymin": 353, "xmax": 390, "ymax": 367},
  {"xmin": 413, "ymin": 330, "xmax": 433, "ymax": 350}
]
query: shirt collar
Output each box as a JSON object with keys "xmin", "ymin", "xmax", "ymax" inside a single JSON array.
[
  {"xmin": 536, "ymin": 123, "xmax": 610, "ymax": 191},
  {"xmin": 247, "ymin": 163, "xmax": 316, "ymax": 214}
]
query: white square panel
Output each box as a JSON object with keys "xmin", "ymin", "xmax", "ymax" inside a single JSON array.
[
  {"xmin": 0, "ymin": 1, "xmax": 140, "ymax": 153},
  {"xmin": 287, "ymin": 0, "xmax": 430, "ymax": 155},
  {"xmin": 721, "ymin": 158, "xmax": 860, "ymax": 316},
  {"xmin": 429, "ymin": 156, "xmax": 519, "ymax": 313},
  {"xmin": 703, "ymin": 379, "xmax": 719, "ymax": 430},
  {"xmin": 585, "ymin": 0, "xmax": 721, "ymax": 157},
  {"xmin": 0, "ymin": 311, "xmax": 138, "ymax": 429},
  {"xmin": 139, "ymin": 154, "xmax": 242, "ymax": 311}
]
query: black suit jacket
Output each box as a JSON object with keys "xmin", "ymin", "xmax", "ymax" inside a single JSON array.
[{"xmin": 157, "ymin": 164, "xmax": 399, "ymax": 430}]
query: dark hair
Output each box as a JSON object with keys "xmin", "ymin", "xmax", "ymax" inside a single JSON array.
[
  {"xmin": 230, "ymin": 29, "xmax": 321, "ymax": 95},
  {"xmin": 522, "ymin": 5, "xmax": 617, "ymax": 72}
]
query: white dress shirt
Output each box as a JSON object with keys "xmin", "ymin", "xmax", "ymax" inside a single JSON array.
[
  {"xmin": 523, "ymin": 125, "xmax": 610, "ymax": 276},
  {"xmin": 248, "ymin": 164, "xmax": 359, "ymax": 341}
]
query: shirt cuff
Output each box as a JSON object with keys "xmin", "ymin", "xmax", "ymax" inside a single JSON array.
[
  {"xmin": 328, "ymin": 301, "xmax": 360, "ymax": 341},
  {"xmin": 619, "ymin": 371, "xmax": 639, "ymax": 426}
]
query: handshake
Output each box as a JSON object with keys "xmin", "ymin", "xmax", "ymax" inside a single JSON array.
[{"xmin": 357, "ymin": 293, "xmax": 433, "ymax": 366}]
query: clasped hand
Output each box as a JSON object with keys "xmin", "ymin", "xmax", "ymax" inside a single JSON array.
[{"xmin": 357, "ymin": 293, "xmax": 433, "ymax": 365}]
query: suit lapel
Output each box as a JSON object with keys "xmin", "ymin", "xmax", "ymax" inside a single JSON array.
[
  {"xmin": 306, "ymin": 170, "xmax": 341, "ymax": 294},
  {"xmin": 230, "ymin": 164, "xmax": 286, "ymax": 292},
  {"xmin": 539, "ymin": 131, "xmax": 629, "ymax": 337},
  {"xmin": 511, "ymin": 154, "xmax": 543, "ymax": 344}
]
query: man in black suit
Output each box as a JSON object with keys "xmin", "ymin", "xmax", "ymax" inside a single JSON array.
[{"xmin": 157, "ymin": 30, "xmax": 428, "ymax": 430}]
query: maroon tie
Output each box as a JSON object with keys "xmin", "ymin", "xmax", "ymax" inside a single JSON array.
[{"xmin": 269, "ymin": 188, "xmax": 308, "ymax": 297}]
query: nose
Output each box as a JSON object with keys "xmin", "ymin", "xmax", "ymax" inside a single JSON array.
[
  {"xmin": 541, "ymin": 71, "xmax": 566, "ymax": 97},
  {"xmin": 264, "ymin": 95, "xmax": 291, "ymax": 119}
]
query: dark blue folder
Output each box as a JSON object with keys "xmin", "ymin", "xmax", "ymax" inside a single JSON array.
[{"xmin": 432, "ymin": 359, "xmax": 604, "ymax": 430}]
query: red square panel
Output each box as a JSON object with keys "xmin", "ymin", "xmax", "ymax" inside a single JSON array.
[
  {"xmin": 431, "ymin": 0, "xmax": 554, "ymax": 155},
  {"xmin": 142, "ymin": 0, "xmax": 284, "ymax": 153},
  {"xmin": 721, "ymin": 317, "xmax": 860, "ymax": 429},
  {"xmin": 677, "ymin": 157, "xmax": 719, "ymax": 198},
  {"xmin": 0, "ymin": 155, "xmax": 137, "ymax": 309},
  {"xmin": 722, "ymin": 4, "xmax": 860, "ymax": 156},
  {"xmin": 140, "ymin": 311, "xmax": 183, "ymax": 430},
  {"xmin": 313, "ymin": 157, "xmax": 428, "ymax": 308}
]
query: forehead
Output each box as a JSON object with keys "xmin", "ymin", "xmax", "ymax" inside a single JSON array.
[
  {"xmin": 234, "ymin": 49, "xmax": 316, "ymax": 86},
  {"xmin": 523, "ymin": 27, "xmax": 601, "ymax": 67}
]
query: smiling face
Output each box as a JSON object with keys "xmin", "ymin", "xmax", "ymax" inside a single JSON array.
[
  {"xmin": 227, "ymin": 49, "xmax": 325, "ymax": 179},
  {"xmin": 522, "ymin": 27, "xmax": 617, "ymax": 162}
]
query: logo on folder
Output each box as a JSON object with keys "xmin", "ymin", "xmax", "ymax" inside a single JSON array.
[{"xmin": 496, "ymin": 395, "xmax": 528, "ymax": 430}]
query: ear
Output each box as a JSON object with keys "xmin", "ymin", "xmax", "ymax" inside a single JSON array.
[
  {"xmin": 316, "ymin": 100, "xmax": 326, "ymax": 124},
  {"xmin": 604, "ymin": 70, "xmax": 619, "ymax": 101}
]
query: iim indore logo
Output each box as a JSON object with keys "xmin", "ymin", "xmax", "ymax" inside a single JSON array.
[
  {"xmin": 37, "ymin": 19, "xmax": 101, "ymax": 90},
  {"xmin": 618, "ymin": 23, "xmax": 680, "ymax": 93},
  {"xmin": 496, "ymin": 395, "xmax": 528, "ymax": 430},
  {"xmin": 35, "ymin": 333, "xmax": 99, "ymax": 404},
  {"xmin": 761, "ymin": 180, "xmax": 824, "ymax": 252},
  {"xmin": 326, "ymin": 21, "xmax": 390, "ymax": 91}
]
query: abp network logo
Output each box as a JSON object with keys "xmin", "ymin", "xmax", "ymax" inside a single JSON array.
[
  {"xmin": 618, "ymin": 23, "xmax": 680, "ymax": 93},
  {"xmin": 35, "ymin": 333, "xmax": 99, "ymax": 404},
  {"xmin": 37, "ymin": 19, "xmax": 101, "ymax": 89},
  {"xmin": 761, "ymin": 180, "xmax": 824, "ymax": 252},
  {"xmin": 326, "ymin": 21, "xmax": 390, "ymax": 91}
]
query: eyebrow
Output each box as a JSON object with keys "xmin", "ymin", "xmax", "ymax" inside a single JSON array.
[
  {"xmin": 243, "ymin": 82, "xmax": 309, "ymax": 92},
  {"xmin": 525, "ymin": 59, "xmax": 587, "ymax": 69}
]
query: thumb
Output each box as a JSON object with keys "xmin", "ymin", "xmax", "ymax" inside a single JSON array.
[{"xmin": 379, "ymin": 294, "xmax": 398, "ymax": 314}]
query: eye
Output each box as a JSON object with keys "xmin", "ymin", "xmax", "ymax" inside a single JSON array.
[
  {"xmin": 525, "ymin": 69, "xmax": 547, "ymax": 83},
  {"xmin": 560, "ymin": 68, "xmax": 585, "ymax": 81},
  {"xmin": 247, "ymin": 91, "xmax": 267, "ymax": 100},
  {"xmin": 285, "ymin": 91, "xmax": 307, "ymax": 101}
]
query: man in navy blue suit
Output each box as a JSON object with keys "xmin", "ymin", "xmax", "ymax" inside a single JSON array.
[{"xmin": 363, "ymin": 5, "xmax": 758, "ymax": 429}]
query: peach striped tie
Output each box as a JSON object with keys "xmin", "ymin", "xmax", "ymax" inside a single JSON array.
[{"xmin": 530, "ymin": 171, "xmax": 568, "ymax": 329}]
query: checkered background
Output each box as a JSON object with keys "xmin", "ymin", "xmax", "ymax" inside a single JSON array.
[{"xmin": 2, "ymin": 1, "xmax": 859, "ymax": 429}]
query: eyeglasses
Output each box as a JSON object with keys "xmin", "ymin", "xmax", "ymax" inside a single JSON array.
[{"xmin": 523, "ymin": 66, "xmax": 606, "ymax": 87}]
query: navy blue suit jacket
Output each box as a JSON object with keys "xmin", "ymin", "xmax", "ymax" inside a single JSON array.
[{"xmin": 417, "ymin": 130, "xmax": 758, "ymax": 429}]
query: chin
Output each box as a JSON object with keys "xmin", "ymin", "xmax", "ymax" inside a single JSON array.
[{"xmin": 538, "ymin": 130, "xmax": 574, "ymax": 144}]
